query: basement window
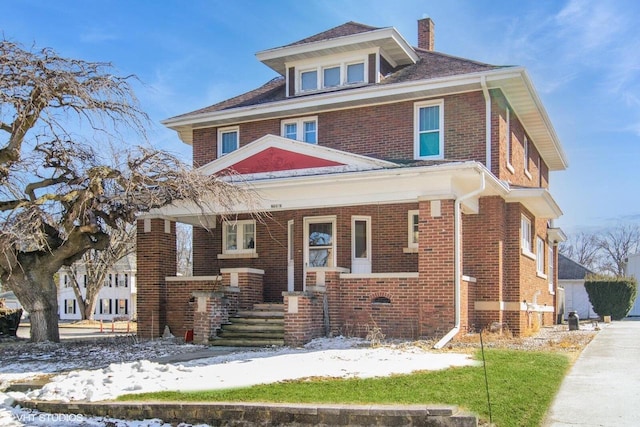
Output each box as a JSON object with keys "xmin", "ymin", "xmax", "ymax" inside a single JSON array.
[{"xmin": 372, "ymin": 296, "xmax": 391, "ymax": 304}]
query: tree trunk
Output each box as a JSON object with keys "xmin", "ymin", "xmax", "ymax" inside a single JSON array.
[{"xmin": 5, "ymin": 266, "xmax": 60, "ymax": 342}]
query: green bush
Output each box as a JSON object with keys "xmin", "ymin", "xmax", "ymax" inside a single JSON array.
[{"xmin": 584, "ymin": 275, "xmax": 638, "ymax": 320}]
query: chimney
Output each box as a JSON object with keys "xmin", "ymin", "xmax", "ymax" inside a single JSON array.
[{"xmin": 417, "ymin": 17, "xmax": 435, "ymax": 51}]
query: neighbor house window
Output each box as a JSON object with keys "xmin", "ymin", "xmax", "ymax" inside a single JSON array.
[
  {"xmin": 536, "ymin": 237, "xmax": 545, "ymax": 275},
  {"xmin": 521, "ymin": 215, "xmax": 533, "ymax": 255},
  {"xmin": 414, "ymin": 100, "xmax": 444, "ymax": 159},
  {"xmin": 83, "ymin": 274, "xmax": 87, "ymax": 288},
  {"xmin": 223, "ymin": 220, "xmax": 256, "ymax": 254},
  {"xmin": 408, "ymin": 210, "xmax": 420, "ymax": 249},
  {"xmin": 124, "ymin": 274, "xmax": 129, "ymax": 288},
  {"xmin": 281, "ymin": 117, "xmax": 318, "ymax": 143},
  {"xmin": 116, "ymin": 299, "xmax": 128, "ymax": 315},
  {"xmin": 99, "ymin": 298, "xmax": 112, "ymax": 315},
  {"xmin": 65, "ymin": 299, "xmax": 76, "ymax": 314},
  {"xmin": 217, "ymin": 126, "xmax": 239, "ymax": 156}
]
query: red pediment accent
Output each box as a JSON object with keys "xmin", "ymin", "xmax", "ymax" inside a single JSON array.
[{"xmin": 227, "ymin": 147, "xmax": 344, "ymax": 174}]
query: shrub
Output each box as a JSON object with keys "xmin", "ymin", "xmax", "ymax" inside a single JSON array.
[{"xmin": 584, "ymin": 275, "xmax": 638, "ymax": 320}]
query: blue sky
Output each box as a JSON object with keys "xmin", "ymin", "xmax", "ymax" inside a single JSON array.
[{"xmin": 2, "ymin": 0, "xmax": 639, "ymax": 233}]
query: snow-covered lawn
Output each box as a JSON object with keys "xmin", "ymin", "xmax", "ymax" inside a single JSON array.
[{"xmin": 0, "ymin": 337, "xmax": 477, "ymax": 426}]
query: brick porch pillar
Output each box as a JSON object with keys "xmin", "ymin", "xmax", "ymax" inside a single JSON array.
[
  {"xmin": 417, "ymin": 199, "xmax": 456, "ymax": 338},
  {"xmin": 136, "ymin": 217, "xmax": 176, "ymax": 339}
]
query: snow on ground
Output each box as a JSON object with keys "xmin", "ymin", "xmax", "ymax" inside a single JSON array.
[{"xmin": 0, "ymin": 336, "xmax": 477, "ymax": 426}]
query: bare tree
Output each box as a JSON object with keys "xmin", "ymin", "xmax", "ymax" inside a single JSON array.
[
  {"xmin": 67, "ymin": 224, "xmax": 135, "ymax": 320},
  {"xmin": 596, "ymin": 224, "xmax": 640, "ymax": 276},
  {"xmin": 559, "ymin": 231, "xmax": 601, "ymax": 271},
  {"xmin": 176, "ymin": 223, "xmax": 193, "ymax": 277},
  {"xmin": 0, "ymin": 39, "xmax": 255, "ymax": 342}
]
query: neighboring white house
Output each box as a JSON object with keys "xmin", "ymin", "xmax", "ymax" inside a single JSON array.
[
  {"xmin": 625, "ymin": 253, "xmax": 640, "ymax": 317},
  {"xmin": 58, "ymin": 254, "xmax": 137, "ymax": 321},
  {"xmin": 559, "ymin": 254, "xmax": 598, "ymax": 320}
]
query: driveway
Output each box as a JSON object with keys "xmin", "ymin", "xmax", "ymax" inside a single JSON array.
[{"xmin": 544, "ymin": 319, "xmax": 640, "ymax": 426}]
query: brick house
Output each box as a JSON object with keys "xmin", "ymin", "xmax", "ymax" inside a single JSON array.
[{"xmin": 137, "ymin": 18, "xmax": 568, "ymax": 346}]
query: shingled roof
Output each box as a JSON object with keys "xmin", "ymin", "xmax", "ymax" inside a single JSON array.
[
  {"xmin": 283, "ymin": 21, "xmax": 381, "ymax": 46},
  {"xmin": 168, "ymin": 46, "xmax": 501, "ymax": 121},
  {"xmin": 558, "ymin": 254, "xmax": 594, "ymax": 280}
]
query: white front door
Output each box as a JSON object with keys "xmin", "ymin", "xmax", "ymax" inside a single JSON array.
[
  {"xmin": 287, "ymin": 220, "xmax": 294, "ymax": 292},
  {"xmin": 351, "ymin": 216, "xmax": 371, "ymax": 274}
]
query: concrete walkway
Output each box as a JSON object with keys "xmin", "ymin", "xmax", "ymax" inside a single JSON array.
[{"xmin": 544, "ymin": 320, "xmax": 640, "ymax": 426}]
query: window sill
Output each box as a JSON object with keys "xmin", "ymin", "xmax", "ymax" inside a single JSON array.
[
  {"xmin": 536, "ymin": 271, "xmax": 548, "ymax": 280},
  {"xmin": 525, "ymin": 170, "xmax": 532, "ymax": 180},
  {"xmin": 506, "ymin": 163, "xmax": 515, "ymax": 174},
  {"xmin": 217, "ymin": 253, "xmax": 259, "ymax": 259},
  {"xmin": 521, "ymin": 249, "xmax": 536, "ymax": 260},
  {"xmin": 403, "ymin": 247, "xmax": 418, "ymax": 254}
]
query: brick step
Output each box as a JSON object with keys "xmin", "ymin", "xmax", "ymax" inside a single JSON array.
[{"xmin": 210, "ymin": 338, "xmax": 285, "ymax": 347}]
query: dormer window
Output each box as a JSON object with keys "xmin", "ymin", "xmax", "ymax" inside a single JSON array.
[{"xmin": 295, "ymin": 55, "xmax": 369, "ymax": 94}]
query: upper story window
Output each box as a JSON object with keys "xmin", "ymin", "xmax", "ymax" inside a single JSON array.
[
  {"xmin": 506, "ymin": 108, "xmax": 514, "ymax": 173},
  {"xmin": 223, "ymin": 220, "xmax": 256, "ymax": 255},
  {"xmin": 281, "ymin": 117, "xmax": 318, "ymax": 143},
  {"xmin": 524, "ymin": 135, "xmax": 531, "ymax": 178},
  {"xmin": 218, "ymin": 126, "xmax": 239, "ymax": 157},
  {"xmin": 295, "ymin": 55, "xmax": 368, "ymax": 94},
  {"xmin": 414, "ymin": 100, "xmax": 444, "ymax": 160},
  {"xmin": 536, "ymin": 237, "xmax": 545, "ymax": 275}
]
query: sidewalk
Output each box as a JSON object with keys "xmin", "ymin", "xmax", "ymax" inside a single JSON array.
[{"xmin": 544, "ymin": 319, "xmax": 640, "ymax": 426}]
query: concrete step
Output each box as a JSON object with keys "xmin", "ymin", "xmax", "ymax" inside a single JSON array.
[
  {"xmin": 253, "ymin": 303, "xmax": 284, "ymax": 311},
  {"xmin": 235, "ymin": 310, "xmax": 284, "ymax": 318},
  {"xmin": 210, "ymin": 337, "xmax": 285, "ymax": 347},
  {"xmin": 223, "ymin": 323, "xmax": 284, "ymax": 332},
  {"xmin": 230, "ymin": 317, "xmax": 284, "ymax": 325},
  {"xmin": 218, "ymin": 330, "xmax": 285, "ymax": 340}
]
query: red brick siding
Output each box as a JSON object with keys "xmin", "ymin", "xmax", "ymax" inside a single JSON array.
[
  {"xmin": 136, "ymin": 219, "xmax": 176, "ymax": 339},
  {"xmin": 191, "ymin": 203, "xmax": 420, "ymax": 302},
  {"xmin": 164, "ymin": 280, "xmax": 220, "ymax": 338},
  {"xmin": 284, "ymin": 293, "xmax": 325, "ymax": 346}
]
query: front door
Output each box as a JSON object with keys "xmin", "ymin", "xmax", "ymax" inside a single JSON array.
[
  {"xmin": 351, "ymin": 216, "xmax": 371, "ymax": 273},
  {"xmin": 287, "ymin": 220, "xmax": 294, "ymax": 292}
]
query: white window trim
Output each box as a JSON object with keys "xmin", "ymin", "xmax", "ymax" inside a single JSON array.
[
  {"xmin": 294, "ymin": 52, "xmax": 369, "ymax": 94},
  {"xmin": 281, "ymin": 116, "xmax": 318, "ymax": 143},
  {"xmin": 536, "ymin": 237, "xmax": 546, "ymax": 278},
  {"xmin": 521, "ymin": 215, "xmax": 534, "ymax": 258},
  {"xmin": 524, "ymin": 136, "xmax": 532, "ymax": 179},
  {"xmin": 222, "ymin": 219, "xmax": 256, "ymax": 255},
  {"xmin": 351, "ymin": 215, "xmax": 371, "ymax": 262},
  {"xmin": 548, "ymin": 245, "xmax": 555, "ymax": 294},
  {"xmin": 217, "ymin": 126, "xmax": 239, "ymax": 157},
  {"xmin": 414, "ymin": 99, "xmax": 444, "ymax": 160},
  {"xmin": 506, "ymin": 108, "xmax": 514, "ymax": 174},
  {"xmin": 304, "ymin": 215, "xmax": 337, "ymax": 268},
  {"xmin": 404, "ymin": 210, "xmax": 420, "ymax": 252}
]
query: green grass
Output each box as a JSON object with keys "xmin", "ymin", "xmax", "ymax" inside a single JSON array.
[{"xmin": 119, "ymin": 349, "xmax": 570, "ymax": 427}]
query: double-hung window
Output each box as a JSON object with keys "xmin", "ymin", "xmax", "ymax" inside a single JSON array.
[
  {"xmin": 346, "ymin": 62, "xmax": 365, "ymax": 84},
  {"xmin": 300, "ymin": 70, "xmax": 318, "ymax": 91},
  {"xmin": 323, "ymin": 66, "xmax": 340, "ymax": 87},
  {"xmin": 524, "ymin": 136, "xmax": 531, "ymax": 177},
  {"xmin": 223, "ymin": 220, "xmax": 256, "ymax": 254},
  {"xmin": 536, "ymin": 237, "xmax": 545, "ymax": 275},
  {"xmin": 218, "ymin": 126, "xmax": 239, "ymax": 157},
  {"xmin": 408, "ymin": 210, "xmax": 419, "ymax": 249},
  {"xmin": 521, "ymin": 215, "xmax": 533, "ymax": 256},
  {"xmin": 506, "ymin": 108, "xmax": 514, "ymax": 172},
  {"xmin": 414, "ymin": 100, "xmax": 444, "ymax": 159},
  {"xmin": 281, "ymin": 117, "xmax": 317, "ymax": 143}
]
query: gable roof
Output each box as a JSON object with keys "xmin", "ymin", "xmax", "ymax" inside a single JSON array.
[
  {"xmin": 284, "ymin": 21, "xmax": 380, "ymax": 46},
  {"xmin": 559, "ymin": 254, "xmax": 594, "ymax": 280},
  {"xmin": 199, "ymin": 134, "xmax": 397, "ymax": 180}
]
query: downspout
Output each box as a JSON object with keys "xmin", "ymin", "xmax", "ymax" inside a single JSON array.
[
  {"xmin": 480, "ymin": 76, "xmax": 492, "ymax": 173},
  {"xmin": 434, "ymin": 171, "xmax": 486, "ymax": 349}
]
